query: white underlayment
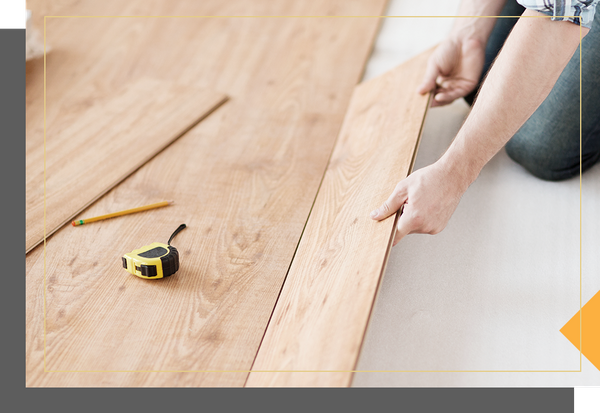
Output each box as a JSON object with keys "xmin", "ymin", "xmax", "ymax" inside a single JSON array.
[{"xmin": 353, "ymin": 0, "xmax": 600, "ymax": 387}]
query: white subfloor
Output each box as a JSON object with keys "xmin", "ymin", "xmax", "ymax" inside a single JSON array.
[{"xmin": 353, "ymin": 0, "xmax": 600, "ymax": 387}]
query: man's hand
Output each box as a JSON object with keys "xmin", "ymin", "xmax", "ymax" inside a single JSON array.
[
  {"xmin": 370, "ymin": 161, "xmax": 469, "ymax": 246},
  {"xmin": 416, "ymin": 0, "xmax": 508, "ymax": 107},
  {"xmin": 417, "ymin": 37, "xmax": 486, "ymax": 107},
  {"xmin": 371, "ymin": 8, "xmax": 585, "ymax": 246}
]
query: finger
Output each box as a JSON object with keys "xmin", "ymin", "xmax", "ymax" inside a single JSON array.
[
  {"xmin": 431, "ymin": 93, "xmax": 450, "ymax": 107},
  {"xmin": 392, "ymin": 230, "xmax": 401, "ymax": 247},
  {"xmin": 438, "ymin": 78, "xmax": 476, "ymax": 99},
  {"xmin": 392, "ymin": 207, "xmax": 412, "ymax": 246},
  {"xmin": 433, "ymin": 90, "xmax": 464, "ymax": 106},
  {"xmin": 430, "ymin": 77, "xmax": 453, "ymax": 107},
  {"xmin": 370, "ymin": 183, "xmax": 408, "ymax": 221},
  {"xmin": 432, "ymin": 92, "xmax": 454, "ymax": 106},
  {"xmin": 433, "ymin": 79, "xmax": 473, "ymax": 105},
  {"xmin": 417, "ymin": 59, "xmax": 440, "ymax": 95},
  {"xmin": 430, "ymin": 86, "xmax": 454, "ymax": 106}
]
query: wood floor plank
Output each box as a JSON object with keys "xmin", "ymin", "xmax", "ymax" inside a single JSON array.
[
  {"xmin": 26, "ymin": 0, "xmax": 387, "ymax": 386},
  {"xmin": 26, "ymin": 77, "xmax": 227, "ymax": 252},
  {"xmin": 246, "ymin": 50, "xmax": 432, "ymax": 387}
]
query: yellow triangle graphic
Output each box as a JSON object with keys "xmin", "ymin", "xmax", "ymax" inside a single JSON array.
[{"xmin": 560, "ymin": 289, "xmax": 600, "ymax": 371}]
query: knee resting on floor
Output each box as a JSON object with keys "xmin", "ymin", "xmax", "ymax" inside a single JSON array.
[{"xmin": 505, "ymin": 132, "xmax": 582, "ymax": 181}]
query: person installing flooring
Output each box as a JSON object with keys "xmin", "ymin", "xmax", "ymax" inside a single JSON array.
[{"xmin": 370, "ymin": 0, "xmax": 599, "ymax": 245}]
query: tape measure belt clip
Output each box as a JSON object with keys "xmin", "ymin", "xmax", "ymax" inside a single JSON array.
[{"xmin": 138, "ymin": 263, "xmax": 158, "ymax": 277}]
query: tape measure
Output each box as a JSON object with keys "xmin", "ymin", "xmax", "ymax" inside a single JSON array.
[{"xmin": 122, "ymin": 224, "xmax": 187, "ymax": 280}]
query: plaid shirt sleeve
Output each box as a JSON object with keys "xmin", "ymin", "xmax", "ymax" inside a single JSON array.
[{"xmin": 517, "ymin": 0, "xmax": 598, "ymax": 28}]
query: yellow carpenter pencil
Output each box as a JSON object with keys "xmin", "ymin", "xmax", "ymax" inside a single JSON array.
[{"xmin": 72, "ymin": 201, "xmax": 174, "ymax": 226}]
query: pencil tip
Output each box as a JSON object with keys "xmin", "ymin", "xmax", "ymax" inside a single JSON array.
[{"xmin": 168, "ymin": 200, "xmax": 175, "ymax": 205}]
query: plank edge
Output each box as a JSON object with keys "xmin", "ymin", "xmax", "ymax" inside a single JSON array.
[
  {"xmin": 25, "ymin": 94, "xmax": 229, "ymax": 255},
  {"xmin": 348, "ymin": 91, "xmax": 432, "ymax": 386}
]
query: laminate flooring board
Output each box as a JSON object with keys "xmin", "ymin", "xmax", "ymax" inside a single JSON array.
[
  {"xmin": 25, "ymin": 78, "xmax": 227, "ymax": 252},
  {"xmin": 246, "ymin": 50, "xmax": 432, "ymax": 387},
  {"xmin": 26, "ymin": 0, "xmax": 388, "ymax": 386},
  {"xmin": 26, "ymin": 0, "xmax": 387, "ymax": 252}
]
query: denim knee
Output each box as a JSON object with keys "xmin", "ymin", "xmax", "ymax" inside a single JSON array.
[{"xmin": 505, "ymin": 131, "xmax": 580, "ymax": 181}]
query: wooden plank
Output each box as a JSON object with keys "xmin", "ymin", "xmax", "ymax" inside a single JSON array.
[
  {"xmin": 26, "ymin": 0, "xmax": 388, "ymax": 386},
  {"xmin": 26, "ymin": 77, "xmax": 228, "ymax": 252},
  {"xmin": 246, "ymin": 50, "xmax": 432, "ymax": 387}
]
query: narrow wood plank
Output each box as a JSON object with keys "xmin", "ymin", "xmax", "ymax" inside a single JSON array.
[
  {"xmin": 246, "ymin": 50, "xmax": 432, "ymax": 387},
  {"xmin": 26, "ymin": 77, "xmax": 227, "ymax": 252},
  {"xmin": 26, "ymin": 0, "xmax": 388, "ymax": 386}
]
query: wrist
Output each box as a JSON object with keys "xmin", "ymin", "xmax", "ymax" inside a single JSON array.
[
  {"xmin": 449, "ymin": 19, "xmax": 494, "ymax": 46},
  {"xmin": 450, "ymin": 0, "xmax": 508, "ymax": 44},
  {"xmin": 437, "ymin": 145, "xmax": 483, "ymax": 192}
]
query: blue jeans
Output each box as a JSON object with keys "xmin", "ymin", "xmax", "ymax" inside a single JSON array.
[{"xmin": 464, "ymin": 0, "xmax": 600, "ymax": 181}]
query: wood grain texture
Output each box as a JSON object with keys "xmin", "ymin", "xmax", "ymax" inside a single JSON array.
[
  {"xmin": 26, "ymin": 77, "xmax": 227, "ymax": 252},
  {"xmin": 26, "ymin": 0, "xmax": 388, "ymax": 386},
  {"xmin": 246, "ymin": 50, "xmax": 432, "ymax": 387}
]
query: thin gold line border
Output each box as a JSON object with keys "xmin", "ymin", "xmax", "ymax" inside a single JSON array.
[{"xmin": 41, "ymin": 13, "xmax": 584, "ymax": 374}]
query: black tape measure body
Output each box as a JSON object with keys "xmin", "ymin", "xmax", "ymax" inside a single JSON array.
[{"xmin": 122, "ymin": 224, "xmax": 186, "ymax": 280}]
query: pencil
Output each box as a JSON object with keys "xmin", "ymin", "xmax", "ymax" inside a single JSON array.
[{"xmin": 72, "ymin": 201, "xmax": 174, "ymax": 226}]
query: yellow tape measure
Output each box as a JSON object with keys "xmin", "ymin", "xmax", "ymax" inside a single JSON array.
[{"xmin": 122, "ymin": 224, "xmax": 186, "ymax": 280}]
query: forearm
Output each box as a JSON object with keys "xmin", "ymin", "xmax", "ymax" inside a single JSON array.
[
  {"xmin": 373, "ymin": 5, "xmax": 590, "ymax": 243},
  {"xmin": 440, "ymin": 9, "xmax": 587, "ymax": 188}
]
